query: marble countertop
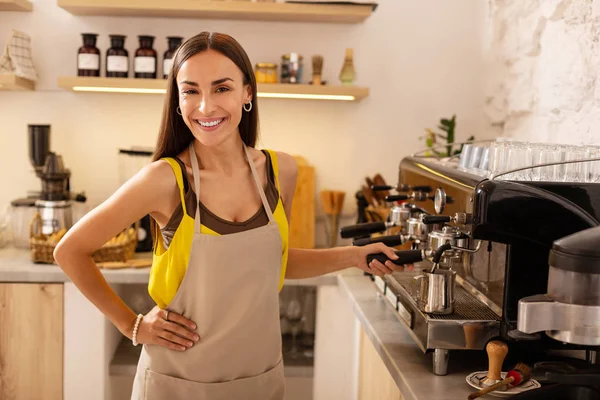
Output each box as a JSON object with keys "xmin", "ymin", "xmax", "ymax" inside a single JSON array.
[
  {"xmin": 0, "ymin": 247, "xmax": 337, "ymax": 286},
  {"xmin": 338, "ymin": 273, "xmax": 488, "ymax": 400}
]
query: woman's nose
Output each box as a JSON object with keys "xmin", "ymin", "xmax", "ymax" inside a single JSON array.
[{"xmin": 198, "ymin": 95, "xmax": 214, "ymax": 115}]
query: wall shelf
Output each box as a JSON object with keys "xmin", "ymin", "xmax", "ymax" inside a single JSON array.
[
  {"xmin": 56, "ymin": 0, "xmax": 372, "ymax": 23},
  {"xmin": 0, "ymin": 74, "xmax": 35, "ymax": 91},
  {"xmin": 57, "ymin": 76, "xmax": 369, "ymax": 101},
  {"xmin": 0, "ymin": 0, "xmax": 32, "ymax": 11}
]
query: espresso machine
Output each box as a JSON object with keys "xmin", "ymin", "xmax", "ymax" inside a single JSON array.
[{"xmin": 341, "ymin": 142, "xmax": 600, "ymax": 378}]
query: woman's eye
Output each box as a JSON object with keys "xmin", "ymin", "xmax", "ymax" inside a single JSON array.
[
  {"xmin": 182, "ymin": 89, "xmax": 197, "ymax": 95},
  {"xmin": 216, "ymin": 87, "xmax": 230, "ymax": 93}
]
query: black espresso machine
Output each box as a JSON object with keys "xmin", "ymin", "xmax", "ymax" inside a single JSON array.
[{"xmin": 341, "ymin": 143, "xmax": 600, "ymax": 384}]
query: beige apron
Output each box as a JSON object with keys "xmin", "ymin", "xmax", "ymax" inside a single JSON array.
[{"xmin": 131, "ymin": 142, "xmax": 285, "ymax": 400}]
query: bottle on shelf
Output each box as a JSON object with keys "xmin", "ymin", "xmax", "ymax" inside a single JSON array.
[
  {"xmin": 77, "ymin": 33, "xmax": 100, "ymax": 77},
  {"xmin": 339, "ymin": 48, "xmax": 356, "ymax": 85},
  {"xmin": 106, "ymin": 35, "xmax": 129, "ymax": 78},
  {"xmin": 163, "ymin": 36, "xmax": 183, "ymax": 79},
  {"xmin": 135, "ymin": 35, "xmax": 157, "ymax": 79}
]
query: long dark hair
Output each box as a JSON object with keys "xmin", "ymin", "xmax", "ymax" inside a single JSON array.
[
  {"xmin": 150, "ymin": 32, "xmax": 259, "ymax": 246},
  {"xmin": 152, "ymin": 31, "xmax": 259, "ymax": 163}
]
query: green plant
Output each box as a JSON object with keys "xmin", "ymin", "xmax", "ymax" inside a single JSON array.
[{"xmin": 420, "ymin": 115, "xmax": 474, "ymax": 157}]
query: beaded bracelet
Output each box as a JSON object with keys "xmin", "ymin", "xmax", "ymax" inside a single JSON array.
[{"xmin": 132, "ymin": 314, "xmax": 144, "ymax": 346}]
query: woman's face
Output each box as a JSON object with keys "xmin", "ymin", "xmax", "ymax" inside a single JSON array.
[{"xmin": 176, "ymin": 49, "xmax": 252, "ymax": 147}]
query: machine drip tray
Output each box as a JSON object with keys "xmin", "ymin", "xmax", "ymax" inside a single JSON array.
[{"xmin": 387, "ymin": 272, "xmax": 499, "ymax": 322}]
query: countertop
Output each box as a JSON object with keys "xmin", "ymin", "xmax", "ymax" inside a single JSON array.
[
  {"xmin": 338, "ymin": 273, "xmax": 488, "ymax": 400},
  {"xmin": 0, "ymin": 247, "xmax": 338, "ymax": 286}
]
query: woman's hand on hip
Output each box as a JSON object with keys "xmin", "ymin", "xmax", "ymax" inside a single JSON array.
[
  {"xmin": 354, "ymin": 243, "xmax": 413, "ymax": 276},
  {"xmin": 135, "ymin": 306, "xmax": 200, "ymax": 352}
]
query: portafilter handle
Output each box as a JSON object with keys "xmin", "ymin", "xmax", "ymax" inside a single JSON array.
[
  {"xmin": 340, "ymin": 221, "xmax": 388, "ymax": 239},
  {"xmin": 385, "ymin": 194, "xmax": 409, "ymax": 202},
  {"xmin": 422, "ymin": 213, "xmax": 472, "ymax": 225},
  {"xmin": 366, "ymin": 249, "xmax": 424, "ymax": 266},
  {"xmin": 372, "ymin": 185, "xmax": 433, "ymax": 193},
  {"xmin": 353, "ymin": 235, "xmax": 405, "ymax": 247},
  {"xmin": 422, "ymin": 215, "xmax": 451, "ymax": 225}
]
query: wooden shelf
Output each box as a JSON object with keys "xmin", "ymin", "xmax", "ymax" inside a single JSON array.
[
  {"xmin": 0, "ymin": 0, "xmax": 32, "ymax": 11},
  {"xmin": 57, "ymin": 76, "xmax": 369, "ymax": 101},
  {"xmin": 57, "ymin": 0, "xmax": 373, "ymax": 23},
  {"xmin": 0, "ymin": 73, "xmax": 35, "ymax": 91}
]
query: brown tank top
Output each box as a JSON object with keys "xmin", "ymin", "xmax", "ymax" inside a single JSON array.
[{"xmin": 161, "ymin": 150, "xmax": 279, "ymax": 249}]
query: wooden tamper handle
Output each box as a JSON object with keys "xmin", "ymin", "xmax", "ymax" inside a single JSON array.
[{"xmin": 486, "ymin": 340, "xmax": 508, "ymax": 381}]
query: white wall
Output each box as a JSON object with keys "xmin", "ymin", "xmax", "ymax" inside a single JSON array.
[
  {"xmin": 484, "ymin": 0, "xmax": 600, "ymax": 145},
  {"xmin": 0, "ymin": 0, "xmax": 486, "ymax": 246}
]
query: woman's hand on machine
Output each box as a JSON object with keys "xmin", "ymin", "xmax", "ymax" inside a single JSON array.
[
  {"xmin": 135, "ymin": 306, "xmax": 200, "ymax": 352},
  {"xmin": 355, "ymin": 243, "xmax": 414, "ymax": 276}
]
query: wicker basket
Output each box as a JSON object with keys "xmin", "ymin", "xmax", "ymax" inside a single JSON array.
[{"xmin": 29, "ymin": 212, "xmax": 138, "ymax": 264}]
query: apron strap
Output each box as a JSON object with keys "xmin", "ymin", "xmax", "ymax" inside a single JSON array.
[
  {"xmin": 244, "ymin": 143, "xmax": 276, "ymax": 224},
  {"xmin": 188, "ymin": 143, "xmax": 202, "ymax": 234}
]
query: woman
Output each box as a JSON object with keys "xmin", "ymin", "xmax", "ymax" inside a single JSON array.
[{"xmin": 54, "ymin": 32, "xmax": 402, "ymax": 399}]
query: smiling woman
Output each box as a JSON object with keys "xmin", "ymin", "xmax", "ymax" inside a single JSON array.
[{"xmin": 53, "ymin": 31, "xmax": 402, "ymax": 400}]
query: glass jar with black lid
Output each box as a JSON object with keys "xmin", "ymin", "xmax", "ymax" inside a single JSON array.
[
  {"xmin": 106, "ymin": 35, "xmax": 129, "ymax": 78},
  {"xmin": 77, "ymin": 33, "xmax": 100, "ymax": 77},
  {"xmin": 163, "ymin": 36, "xmax": 183, "ymax": 79},
  {"xmin": 135, "ymin": 35, "xmax": 157, "ymax": 79}
]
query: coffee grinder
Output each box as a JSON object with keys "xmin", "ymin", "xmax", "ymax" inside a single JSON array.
[{"xmin": 27, "ymin": 124, "xmax": 86, "ymax": 236}]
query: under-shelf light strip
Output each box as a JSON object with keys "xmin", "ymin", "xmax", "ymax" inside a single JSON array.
[{"xmin": 71, "ymin": 86, "xmax": 355, "ymax": 101}]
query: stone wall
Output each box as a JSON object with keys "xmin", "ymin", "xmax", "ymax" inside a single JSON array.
[{"xmin": 484, "ymin": 0, "xmax": 600, "ymax": 145}]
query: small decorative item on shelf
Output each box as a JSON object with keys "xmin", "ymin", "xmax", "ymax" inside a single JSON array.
[
  {"xmin": 311, "ymin": 55, "xmax": 323, "ymax": 85},
  {"xmin": 338, "ymin": 48, "xmax": 355, "ymax": 85},
  {"xmin": 0, "ymin": 29, "xmax": 38, "ymax": 82},
  {"xmin": 106, "ymin": 34, "xmax": 129, "ymax": 78},
  {"xmin": 77, "ymin": 33, "xmax": 100, "ymax": 77},
  {"xmin": 163, "ymin": 36, "xmax": 183, "ymax": 79},
  {"xmin": 255, "ymin": 62, "xmax": 278, "ymax": 83},
  {"xmin": 135, "ymin": 35, "xmax": 157, "ymax": 79},
  {"xmin": 281, "ymin": 52, "xmax": 303, "ymax": 84}
]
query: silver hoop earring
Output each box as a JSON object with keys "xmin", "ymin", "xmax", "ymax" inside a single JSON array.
[
  {"xmin": 243, "ymin": 101, "xmax": 252, "ymax": 112},
  {"xmin": 176, "ymin": 106, "xmax": 182, "ymax": 116}
]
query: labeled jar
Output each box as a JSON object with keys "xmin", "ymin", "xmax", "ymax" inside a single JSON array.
[
  {"xmin": 163, "ymin": 36, "xmax": 183, "ymax": 79},
  {"xmin": 255, "ymin": 62, "xmax": 277, "ymax": 83},
  {"xmin": 106, "ymin": 35, "xmax": 129, "ymax": 78},
  {"xmin": 77, "ymin": 33, "xmax": 100, "ymax": 77},
  {"xmin": 135, "ymin": 35, "xmax": 157, "ymax": 79},
  {"xmin": 281, "ymin": 53, "xmax": 303, "ymax": 84}
]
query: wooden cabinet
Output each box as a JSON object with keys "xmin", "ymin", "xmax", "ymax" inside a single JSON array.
[
  {"xmin": 0, "ymin": 283, "xmax": 63, "ymax": 400},
  {"xmin": 358, "ymin": 327, "xmax": 404, "ymax": 400}
]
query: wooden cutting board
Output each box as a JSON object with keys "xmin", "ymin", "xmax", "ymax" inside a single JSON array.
[{"xmin": 289, "ymin": 156, "xmax": 315, "ymax": 249}]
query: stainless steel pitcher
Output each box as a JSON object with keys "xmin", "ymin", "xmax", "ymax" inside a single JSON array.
[{"xmin": 414, "ymin": 268, "xmax": 456, "ymax": 315}]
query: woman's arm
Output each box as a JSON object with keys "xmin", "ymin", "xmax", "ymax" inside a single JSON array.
[
  {"xmin": 54, "ymin": 161, "xmax": 198, "ymax": 351},
  {"xmin": 276, "ymin": 152, "xmax": 401, "ymax": 279}
]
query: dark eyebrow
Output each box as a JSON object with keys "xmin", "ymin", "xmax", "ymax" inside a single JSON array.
[
  {"xmin": 211, "ymin": 77, "xmax": 233, "ymax": 85},
  {"xmin": 178, "ymin": 78, "xmax": 234, "ymax": 88},
  {"xmin": 179, "ymin": 80, "xmax": 198, "ymax": 87}
]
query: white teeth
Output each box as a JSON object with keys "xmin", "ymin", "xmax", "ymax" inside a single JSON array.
[{"xmin": 197, "ymin": 118, "xmax": 223, "ymax": 127}]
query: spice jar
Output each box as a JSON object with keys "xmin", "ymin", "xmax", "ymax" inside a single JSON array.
[
  {"xmin": 163, "ymin": 36, "xmax": 183, "ymax": 79},
  {"xmin": 106, "ymin": 35, "xmax": 129, "ymax": 78},
  {"xmin": 255, "ymin": 62, "xmax": 277, "ymax": 84},
  {"xmin": 77, "ymin": 33, "xmax": 100, "ymax": 77},
  {"xmin": 281, "ymin": 53, "xmax": 303, "ymax": 84},
  {"xmin": 135, "ymin": 35, "xmax": 157, "ymax": 79}
]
